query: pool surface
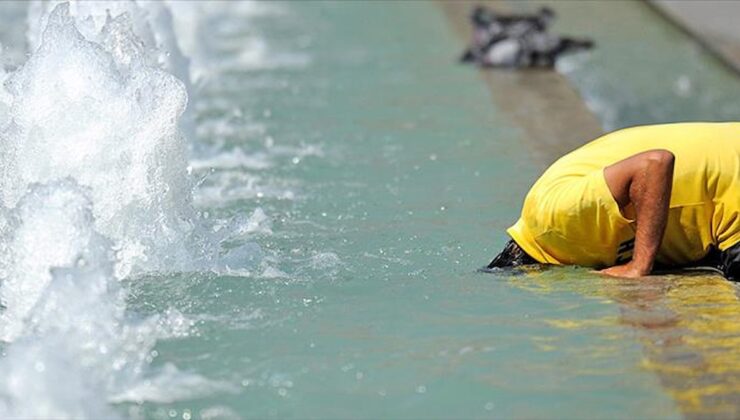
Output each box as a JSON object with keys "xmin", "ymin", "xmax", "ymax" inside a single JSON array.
[{"xmin": 1, "ymin": 1, "xmax": 740, "ymax": 418}]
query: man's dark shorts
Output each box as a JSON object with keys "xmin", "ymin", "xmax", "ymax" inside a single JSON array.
[
  {"xmin": 488, "ymin": 239, "xmax": 740, "ymax": 281},
  {"xmin": 698, "ymin": 244, "xmax": 740, "ymax": 280}
]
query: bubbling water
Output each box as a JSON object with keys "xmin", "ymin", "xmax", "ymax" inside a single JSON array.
[
  {"xmin": 27, "ymin": 0, "xmax": 195, "ymax": 139},
  {"xmin": 0, "ymin": 181, "xmax": 221, "ymax": 418},
  {"xmin": 1, "ymin": 3, "xmax": 207, "ymax": 278},
  {"xmin": 0, "ymin": 1, "xmax": 246, "ymax": 416},
  {"xmin": 0, "ymin": 179, "xmax": 113, "ymax": 340},
  {"xmin": 0, "ymin": 180, "xmax": 120, "ymax": 417}
]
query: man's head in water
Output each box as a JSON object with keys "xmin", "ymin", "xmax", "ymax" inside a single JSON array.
[{"xmin": 488, "ymin": 240, "xmax": 536, "ymax": 269}]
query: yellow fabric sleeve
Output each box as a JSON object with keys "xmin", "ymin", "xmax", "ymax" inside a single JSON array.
[{"xmin": 508, "ymin": 169, "xmax": 634, "ymax": 267}]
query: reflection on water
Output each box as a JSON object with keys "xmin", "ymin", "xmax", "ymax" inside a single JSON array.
[
  {"xmin": 512, "ymin": 269, "xmax": 740, "ymax": 417},
  {"xmin": 628, "ymin": 276, "xmax": 740, "ymax": 418}
]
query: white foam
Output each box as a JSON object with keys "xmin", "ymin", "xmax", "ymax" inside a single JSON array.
[
  {"xmin": 191, "ymin": 148, "xmax": 273, "ymax": 171},
  {"xmin": 166, "ymin": 0, "xmax": 285, "ymax": 58},
  {"xmin": 0, "ymin": 2, "xmax": 251, "ymax": 417},
  {"xmin": 260, "ymin": 264, "xmax": 289, "ymax": 279},
  {"xmin": 212, "ymin": 242, "xmax": 264, "ymax": 276},
  {"xmin": 0, "ymin": 180, "xmax": 228, "ymax": 418},
  {"xmin": 194, "ymin": 171, "xmax": 297, "ymax": 209},
  {"xmin": 166, "ymin": 0, "xmax": 307, "ymax": 81},
  {"xmin": 0, "ymin": 184, "xmax": 126, "ymax": 413},
  {"xmin": 310, "ymin": 252, "xmax": 342, "ymax": 270},
  {"xmin": 0, "ymin": 180, "xmax": 113, "ymax": 341},
  {"xmin": 231, "ymin": 38, "xmax": 311, "ymax": 71},
  {"xmin": 0, "ymin": 181, "xmax": 117, "ymax": 418},
  {"xmin": 109, "ymin": 363, "xmax": 238, "ymax": 404},
  {"xmin": 3, "ymin": 3, "xmax": 208, "ymax": 278},
  {"xmin": 27, "ymin": 0, "xmax": 197, "ymax": 152},
  {"xmin": 241, "ymin": 207, "xmax": 272, "ymax": 235},
  {"xmin": 198, "ymin": 405, "xmax": 242, "ymax": 420}
]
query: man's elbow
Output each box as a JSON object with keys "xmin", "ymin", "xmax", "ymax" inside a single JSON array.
[
  {"xmin": 639, "ymin": 149, "xmax": 675, "ymax": 176},
  {"xmin": 643, "ymin": 149, "xmax": 675, "ymax": 168}
]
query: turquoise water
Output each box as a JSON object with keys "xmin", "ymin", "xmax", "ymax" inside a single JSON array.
[
  {"xmin": 2, "ymin": 1, "xmax": 740, "ymax": 418},
  {"xmin": 132, "ymin": 2, "xmax": 675, "ymax": 417}
]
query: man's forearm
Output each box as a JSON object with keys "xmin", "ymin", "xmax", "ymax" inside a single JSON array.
[
  {"xmin": 601, "ymin": 149, "xmax": 674, "ymax": 277},
  {"xmin": 628, "ymin": 154, "xmax": 674, "ymax": 274}
]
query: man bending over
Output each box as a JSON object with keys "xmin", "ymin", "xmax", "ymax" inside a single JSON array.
[{"xmin": 488, "ymin": 122, "xmax": 740, "ymax": 279}]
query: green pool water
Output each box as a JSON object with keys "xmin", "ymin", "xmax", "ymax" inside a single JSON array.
[
  {"xmin": 5, "ymin": 1, "xmax": 740, "ymax": 418},
  {"xmin": 128, "ymin": 1, "xmax": 685, "ymax": 418},
  {"xmin": 125, "ymin": 1, "xmax": 740, "ymax": 418}
]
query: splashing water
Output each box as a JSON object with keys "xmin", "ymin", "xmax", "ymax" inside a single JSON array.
[
  {"xmin": 7, "ymin": 1, "xmax": 739, "ymax": 418},
  {"xmin": 26, "ymin": 0, "xmax": 195, "ymax": 140},
  {"xmin": 0, "ymin": 180, "xmax": 228, "ymax": 417},
  {"xmin": 0, "ymin": 2, "xmax": 238, "ymax": 417},
  {"xmin": 0, "ymin": 181, "xmax": 121, "ymax": 417},
  {"xmin": 1, "ymin": 3, "xmax": 207, "ymax": 279},
  {"xmin": 0, "ymin": 180, "xmax": 113, "ymax": 340}
]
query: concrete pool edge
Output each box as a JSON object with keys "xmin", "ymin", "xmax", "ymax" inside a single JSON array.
[{"xmin": 648, "ymin": 0, "xmax": 740, "ymax": 76}]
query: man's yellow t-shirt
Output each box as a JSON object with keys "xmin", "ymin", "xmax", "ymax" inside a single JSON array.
[{"xmin": 508, "ymin": 122, "xmax": 740, "ymax": 268}]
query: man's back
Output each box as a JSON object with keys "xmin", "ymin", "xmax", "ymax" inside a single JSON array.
[{"xmin": 509, "ymin": 122, "xmax": 740, "ymax": 267}]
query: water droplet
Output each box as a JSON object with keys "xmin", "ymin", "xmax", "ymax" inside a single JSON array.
[{"xmin": 34, "ymin": 361, "xmax": 45, "ymax": 373}]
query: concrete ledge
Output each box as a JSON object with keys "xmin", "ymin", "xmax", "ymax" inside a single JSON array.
[{"xmin": 648, "ymin": 0, "xmax": 740, "ymax": 74}]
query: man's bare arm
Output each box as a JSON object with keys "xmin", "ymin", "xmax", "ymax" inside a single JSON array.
[{"xmin": 600, "ymin": 149, "xmax": 675, "ymax": 278}]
